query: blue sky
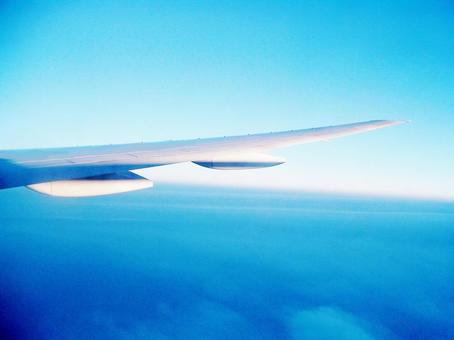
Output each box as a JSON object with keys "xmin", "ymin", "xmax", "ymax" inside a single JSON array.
[{"xmin": 0, "ymin": 0, "xmax": 453, "ymax": 199}]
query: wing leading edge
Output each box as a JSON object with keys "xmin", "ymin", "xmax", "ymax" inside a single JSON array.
[{"xmin": 0, "ymin": 120, "xmax": 406, "ymax": 193}]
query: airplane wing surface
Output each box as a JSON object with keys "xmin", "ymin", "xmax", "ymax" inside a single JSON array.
[{"xmin": 0, "ymin": 120, "xmax": 405, "ymax": 196}]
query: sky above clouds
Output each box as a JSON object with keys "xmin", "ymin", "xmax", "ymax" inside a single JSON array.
[{"xmin": 0, "ymin": 0, "xmax": 453, "ymax": 198}]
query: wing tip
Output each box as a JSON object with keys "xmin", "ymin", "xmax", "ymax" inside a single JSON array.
[{"xmin": 373, "ymin": 119, "xmax": 411, "ymax": 127}]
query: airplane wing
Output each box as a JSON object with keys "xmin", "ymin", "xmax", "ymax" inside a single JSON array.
[{"xmin": 0, "ymin": 120, "xmax": 405, "ymax": 196}]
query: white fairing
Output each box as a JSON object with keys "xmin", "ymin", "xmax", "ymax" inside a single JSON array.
[
  {"xmin": 193, "ymin": 153, "xmax": 286, "ymax": 170},
  {"xmin": 27, "ymin": 179, "xmax": 153, "ymax": 197}
]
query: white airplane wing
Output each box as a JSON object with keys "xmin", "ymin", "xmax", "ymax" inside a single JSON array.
[{"xmin": 0, "ymin": 120, "xmax": 405, "ymax": 197}]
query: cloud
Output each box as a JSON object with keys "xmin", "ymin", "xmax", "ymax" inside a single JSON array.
[
  {"xmin": 289, "ymin": 307, "xmax": 376, "ymax": 340},
  {"xmin": 0, "ymin": 187, "xmax": 453, "ymax": 339},
  {"xmin": 50, "ymin": 300, "xmax": 258, "ymax": 340}
]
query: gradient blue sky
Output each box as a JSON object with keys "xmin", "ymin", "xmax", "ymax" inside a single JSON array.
[{"xmin": 0, "ymin": 0, "xmax": 453, "ymax": 199}]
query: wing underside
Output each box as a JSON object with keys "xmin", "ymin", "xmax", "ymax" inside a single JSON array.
[{"xmin": 0, "ymin": 120, "xmax": 405, "ymax": 194}]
